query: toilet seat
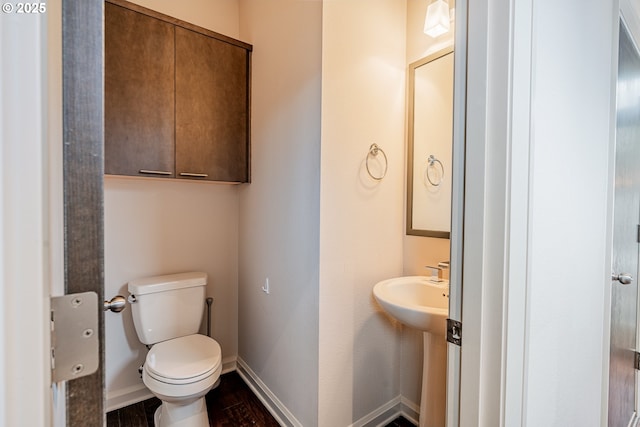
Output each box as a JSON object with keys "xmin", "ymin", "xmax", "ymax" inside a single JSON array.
[{"xmin": 145, "ymin": 334, "xmax": 221, "ymax": 385}]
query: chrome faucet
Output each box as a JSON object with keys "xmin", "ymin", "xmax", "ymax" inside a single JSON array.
[{"xmin": 425, "ymin": 261, "xmax": 450, "ymax": 282}]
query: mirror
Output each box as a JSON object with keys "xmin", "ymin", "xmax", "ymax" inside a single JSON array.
[{"xmin": 406, "ymin": 47, "xmax": 454, "ymax": 238}]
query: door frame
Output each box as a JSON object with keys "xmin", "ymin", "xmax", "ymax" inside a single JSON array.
[
  {"xmin": 0, "ymin": 7, "xmax": 52, "ymax": 427},
  {"xmin": 445, "ymin": 0, "xmax": 467, "ymax": 424},
  {"xmin": 61, "ymin": 0, "xmax": 105, "ymax": 425}
]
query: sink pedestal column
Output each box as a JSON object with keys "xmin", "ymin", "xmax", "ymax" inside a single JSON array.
[{"xmin": 419, "ymin": 331, "xmax": 447, "ymax": 427}]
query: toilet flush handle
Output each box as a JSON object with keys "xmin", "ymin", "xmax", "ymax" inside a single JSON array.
[{"xmin": 104, "ymin": 295, "xmax": 126, "ymax": 313}]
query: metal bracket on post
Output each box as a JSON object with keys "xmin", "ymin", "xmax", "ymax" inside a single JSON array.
[
  {"xmin": 447, "ymin": 318, "xmax": 462, "ymax": 346},
  {"xmin": 51, "ymin": 292, "xmax": 99, "ymax": 382},
  {"xmin": 635, "ymin": 351, "xmax": 640, "ymax": 371}
]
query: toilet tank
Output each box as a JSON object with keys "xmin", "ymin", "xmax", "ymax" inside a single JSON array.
[{"xmin": 128, "ymin": 272, "xmax": 207, "ymax": 345}]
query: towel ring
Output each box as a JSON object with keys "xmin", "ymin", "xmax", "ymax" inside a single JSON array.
[
  {"xmin": 426, "ymin": 155, "xmax": 444, "ymax": 186},
  {"xmin": 366, "ymin": 143, "xmax": 388, "ymax": 181}
]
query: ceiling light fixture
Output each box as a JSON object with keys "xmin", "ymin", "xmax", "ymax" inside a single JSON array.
[{"xmin": 424, "ymin": 0, "xmax": 450, "ymax": 38}]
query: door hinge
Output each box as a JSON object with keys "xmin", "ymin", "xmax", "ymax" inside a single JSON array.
[
  {"xmin": 447, "ymin": 318, "xmax": 462, "ymax": 346},
  {"xmin": 637, "ymin": 224, "xmax": 640, "ymax": 243},
  {"xmin": 635, "ymin": 351, "xmax": 640, "ymax": 371},
  {"xmin": 50, "ymin": 292, "xmax": 99, "ymax": 383}
]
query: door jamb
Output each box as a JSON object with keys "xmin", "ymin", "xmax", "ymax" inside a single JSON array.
[
  {"xmin": 446, "ymin": 0, "xmax": 468, "ymax": 424},
  {"xmin": 62, "ymin": 0, "xmax": 105, "ymax": 425}
]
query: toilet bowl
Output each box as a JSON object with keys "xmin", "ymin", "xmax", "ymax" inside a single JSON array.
[
  {"xmin": 127, "ymin": 272, "xmax": 222, "ymax": 427},
  {"xmin": 143, "ymin": 335, "xmax": 222, "ymax": 427}
]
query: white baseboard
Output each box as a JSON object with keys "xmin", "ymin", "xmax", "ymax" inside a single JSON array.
[
  {"xmin": 106, "ymin": 383, "xmax": 153, "ymax": 412},
  {"xmin": 234, "ymin": 359, "xmax": 420, "ymax": 427},
  {"xmin": 399, "ymin": 396, "xmax": 420, "ymax": 426},
  {"xmin": 106, "ymin": 356, "xmax": 237, "ymax": 412},
  {"xmin": 236, "ymin": 357, "xmax": 303, "ymax": 427},
  {"xmin": 349, "ymin": 395, "xmax": 420, "ymax": 427},
  {"xmin": 221, "ymin": 356, "xmax": 237, "ymax": 374},
  {"xmin": 350, "ymin": 396, "xmax": 401, "ymax": 427},
  {"xmin": 107, "ymin": 356, "xmax": 421, "ymax": 427}
]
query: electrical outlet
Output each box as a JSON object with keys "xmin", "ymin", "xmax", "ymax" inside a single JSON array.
[{"xmin": 261, "ymin": 278, "xmax": 270, "ymax": 294}]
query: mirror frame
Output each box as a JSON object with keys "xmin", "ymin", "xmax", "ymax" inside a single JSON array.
[{"xmin": 406, "ymin": 46, "xmax": 454, "ymax": 238}]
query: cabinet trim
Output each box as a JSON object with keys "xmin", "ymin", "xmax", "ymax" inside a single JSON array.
[{"xmin": 105, "ymin": 0, "xmax": 253, "ymax": 51}]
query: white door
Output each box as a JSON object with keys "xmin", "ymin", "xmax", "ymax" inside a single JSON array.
[{"xmin": 609, "ymin": 21, "xmax": 640, "ymax": 427}]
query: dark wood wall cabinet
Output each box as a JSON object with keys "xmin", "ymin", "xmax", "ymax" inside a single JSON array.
[{"xmin": 105, "ymin": 0, "xmax": 252, "ymax": 183}]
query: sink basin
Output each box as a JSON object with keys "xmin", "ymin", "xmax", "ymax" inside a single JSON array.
[{"xmin": 373, "ymin": 276, "xmax": 449, "ymax": 335}]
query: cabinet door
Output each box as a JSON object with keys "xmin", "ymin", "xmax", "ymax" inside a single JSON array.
[
  {"xmin": 175, "ymin": 27, "xmax": 250, "ymax": 182},
  {"xmin": 105, "ymin": 3, "xmax": 175, "ymax": 178}
]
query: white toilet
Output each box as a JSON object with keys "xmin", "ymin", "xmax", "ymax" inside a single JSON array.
[{"xmin": 128, "ymin": 272, "xmax": 222, "ymax": 427}]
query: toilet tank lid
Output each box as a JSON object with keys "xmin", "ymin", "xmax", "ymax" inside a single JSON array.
[{"xmin": 128, "ymin": 272, "xmax": 207, "ymax": 295}]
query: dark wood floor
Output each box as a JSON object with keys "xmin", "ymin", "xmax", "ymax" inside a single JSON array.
[
  {"xmin": 107, "ymin": 371, "xmax": 279, "ymax": 427},
  {"xmin": 385, "ymin": 416, "xmax": 416, "ymax": 427},
  {"xmin": 107, "ymin": 371, "xmax": 415, "ymax": 427}
]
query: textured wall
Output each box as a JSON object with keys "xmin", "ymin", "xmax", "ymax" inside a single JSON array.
[
  {"xmin": 319, "ymin": 1, "xmax": 407, "ymax": 425},
  {"xmin": 126, "ymin": 0, "xmax": 240, "ymax": 38},
  {"xmin": 237, "ymin": 0, "xmax": 322, "ymax": 425}
]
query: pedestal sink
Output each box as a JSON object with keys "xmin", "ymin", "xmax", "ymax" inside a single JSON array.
[{"xmin": 373, "ymin": 276, "xmax": 449, "ymax": 427}]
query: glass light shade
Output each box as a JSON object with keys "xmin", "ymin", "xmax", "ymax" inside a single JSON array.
[{"xmin": 424, "ymin": 0, "xmax": 450, "ymax": 38}]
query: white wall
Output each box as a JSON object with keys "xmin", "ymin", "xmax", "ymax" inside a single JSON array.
[
  {"xmin": 127, "ymin": 0, "xmax": 240, "ymax": 38},
  {"xmin": 236, "ymin": 1, "xmax": 322, "ymax": 426},
  {"xmin": 319, "ymin": 1, "xmax": 407, "ymax": 425},
  {"xmin": 103, "ymin": 0, "xmax": 243, "ymax": 410}
]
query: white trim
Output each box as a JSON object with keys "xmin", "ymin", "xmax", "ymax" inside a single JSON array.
[
  {"xmin": 399, "ymin": 396, "xmax": 420, "ymax": 426},
  {"xmin": 236, "ymin": 357, "xmax": 303, "ymax": 427},
  {"xmin": 459, "ymin": 0, "xmax": 492, "ymax": 422},
  {"xmin": 446, "ymin": 343, "xmax": 461, "ymax": 426},
  {"xmin": 221, "ymin": 355, "xmax": 238, "ymax": 374},
  {"xmin": 501, "ymin": 0, "xmax": 534, "ymax": 424},
  {"xmin": 52, "ymin": 383, "xmax": 66, "ymax": 427},
  {"xmin": 603, "ymin": 8, "xmax": 623, "ymax": 427},
  {"xmin": 105, "ymin": 366, "xmax": 423, "ymax": 427},
  {"xmin": 446, "ymin": 0, "xmax": 468, "ymax": 424},
  {"xmin": 48, "ymin": 1, "xmax": 66, "ymax": 425},
  {"xmin": 621, "ymin": 0, "xmax": 640, "ymax": 48},
  {"xmin": 349, "ymin": 396, "xmax": 400, "ymax": 427},
  {"xmin": 348, "ymin": 395, "xmax": 420, "ymax": 427},
  {"xmin": 106, "ymin": 383, "xmax": 154, "ymax": 413},
  {"xmin": 0, "ymin": 7, "xmax": 51, "ymax": 427}
]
